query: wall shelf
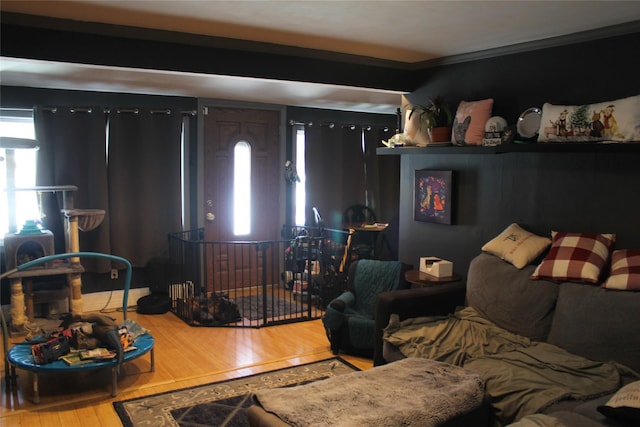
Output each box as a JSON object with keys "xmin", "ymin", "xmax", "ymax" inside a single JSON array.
[
  {"xmin": 377, "ymin": 146, "xmax": 496, "ymax": 155},
  {"xmin": 377, "ymin": 142, "xmax": 640, "ymax": 155}
]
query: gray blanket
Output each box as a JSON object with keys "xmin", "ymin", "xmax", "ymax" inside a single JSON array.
[
  {"xmin": 384, "ymin": 307, "xmax": 636, "ymax": 426},
  {"xmin": 253, "ymin": 357, "xmax": 485, "ymax": 427}
]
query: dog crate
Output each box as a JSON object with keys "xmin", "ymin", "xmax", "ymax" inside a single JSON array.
[{"xmin": 168, "ymin": 227, "xmax": 350, "ymax": 328}]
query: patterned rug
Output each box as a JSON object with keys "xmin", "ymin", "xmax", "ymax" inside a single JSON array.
[{"xmin": 113, "ymin": 357, "xmax": 359, "ymax": 427}]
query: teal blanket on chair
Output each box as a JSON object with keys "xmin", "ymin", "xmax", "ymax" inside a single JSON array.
[
  {"xmin": 348, "ymin": 260, "xmax": 402, "ymax": 348},
  {"xmin": 353, "ymin": 260, "xmax": 402, "ymax": 314}
]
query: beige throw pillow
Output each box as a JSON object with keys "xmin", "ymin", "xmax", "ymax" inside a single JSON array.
[{"xmin": 482, "ymin": 223, "xmax": 551, "ymax": 269}]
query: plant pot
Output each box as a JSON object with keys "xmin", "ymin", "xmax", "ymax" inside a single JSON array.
[{"xmin": 429, "ymin": 126, "xmax": 451, "ymax": 143}]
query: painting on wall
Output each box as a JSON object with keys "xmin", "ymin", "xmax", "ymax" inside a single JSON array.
[{"xmin": 414, "ymin": 170, "xmax": 453, "ymax": 224}]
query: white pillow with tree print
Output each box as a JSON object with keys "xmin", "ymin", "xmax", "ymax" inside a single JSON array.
[{"xmin": 537, "ymin": 95, "xmax": 640, "ymax": 143}]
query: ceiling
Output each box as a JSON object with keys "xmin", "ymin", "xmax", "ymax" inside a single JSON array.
[{"xmin": 1, "ymin": 1, "xmax": 640, "ymax": 114}]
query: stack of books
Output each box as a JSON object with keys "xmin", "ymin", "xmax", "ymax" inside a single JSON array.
[{"xmin": 61, "ymin": 348, "xmax": 116, "ymax": 365}]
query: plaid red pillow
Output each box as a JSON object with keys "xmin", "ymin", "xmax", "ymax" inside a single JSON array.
[
  {"xmin": 530, "ymin": 231, "xmax": 615, "ymax": 284},
  {"xmin": 603, "ymin": 249, "xmax": 640, "ymax": 291}
]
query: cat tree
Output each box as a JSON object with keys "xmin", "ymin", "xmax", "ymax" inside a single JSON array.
[{"xmin": 3, "ymin": 185, "xmax": 105, "ymax": 335}]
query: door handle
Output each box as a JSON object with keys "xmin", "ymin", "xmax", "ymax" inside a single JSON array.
[{"xmin": 205, "ymin": 200, "xmax": 216, "ymax": 221}]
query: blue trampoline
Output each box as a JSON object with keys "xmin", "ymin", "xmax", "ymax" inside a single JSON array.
[{"xmin": 1, "ymin": 252, "xmax": 155, "ymax": 403}]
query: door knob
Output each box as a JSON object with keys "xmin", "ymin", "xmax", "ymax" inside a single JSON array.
[{"xmin": 206, "ymin": 212, "xmax": 215, "ymax": 221}]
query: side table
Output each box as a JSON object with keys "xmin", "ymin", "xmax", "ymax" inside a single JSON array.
[{"xmin": 405, "ymin": 269, "xmax": 462, "ymax": 288}]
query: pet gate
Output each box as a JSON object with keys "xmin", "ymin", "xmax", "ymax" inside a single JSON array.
[{"xmin": 168, "ymin": 227, "xmax": 350, "ymax": 327}]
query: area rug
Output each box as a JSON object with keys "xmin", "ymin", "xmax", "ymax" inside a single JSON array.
[
  {"xmin": 113, "ymin": 357, "xmax": 359, "ymax": 427},
  {"xmin": 234, "ymin": 294, "xmax": 306, "ymax": 321}
]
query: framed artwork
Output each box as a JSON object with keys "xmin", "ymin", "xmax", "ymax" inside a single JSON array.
[{"xmin": 414, "ymin": 170, "xmax": 453, "ymax": 224}]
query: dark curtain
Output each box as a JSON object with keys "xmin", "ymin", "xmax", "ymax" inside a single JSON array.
[
  {"xmin": 108, "ymin": 109, "xmax": 182, "ymax": 267},
  {"xmin": 34, "ymin": 106, "xmax": 111, "ymax": 272},
  {"xmin": 304, "ymin": 125, "xmax": 367, "ymax": 230},
  {"xmin": 364, "ymin": 127, "xmax": 399, "ymax": 223}
]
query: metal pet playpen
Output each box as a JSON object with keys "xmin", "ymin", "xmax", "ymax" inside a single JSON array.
[{"xmin": 168, "ymin": 227, "xmax": 351, "ymax": 328}]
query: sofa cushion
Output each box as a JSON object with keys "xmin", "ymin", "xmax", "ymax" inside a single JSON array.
[
  {"xmin": 603, "ymin": 249, "xmax": 640, "ymax": 291},
  {"xmin": 547, "ymin": 282, "xmax": 640, "ymax": 373},
  {"xmin": 482, "ymin": 223, "xmax": 551, "ymax": 269},
  {"xmin": 508, "ymin": 411, "xmax": 605, "ymax": 427},
  {"xmin": 467, "ymin": 253, "xmax": 558, "ymax": 341},
  {"xmin": 530, "ymin": 231, "xmax": 615, "ymax": 284},
  {"xmin": 572, "ymin": 394, "xmax": 617, "ymax": 425}
]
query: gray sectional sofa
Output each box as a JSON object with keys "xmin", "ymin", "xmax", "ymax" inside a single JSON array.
[{"xmin": 378, "ymin": 252, "xmax": 640, "ymax": 427}]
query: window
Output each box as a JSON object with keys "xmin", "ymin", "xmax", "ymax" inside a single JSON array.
[
  {"xmin": 0, "ymin": 110, "xmax": 39, "ymax": 236},
  {"xmin": 294, "ymin": 126, "xmax": 306, "ymax": 226},
  {"xmin": 233, "ymin": 140, "xmax": 251, "ymax": 235}
]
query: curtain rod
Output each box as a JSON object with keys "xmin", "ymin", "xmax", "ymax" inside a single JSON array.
[
  {"xmin": 289, "ymin": 120, "xmax": 391, "ymax": 132},
  {"xmin": 39, "ymin": 107, "xmax": 197, "ymax": 116}
]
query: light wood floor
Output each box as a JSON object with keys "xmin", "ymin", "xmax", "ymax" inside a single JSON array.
[{"xmin": 1, "ymin": 309, "xmax": 373, "ymax": 426}]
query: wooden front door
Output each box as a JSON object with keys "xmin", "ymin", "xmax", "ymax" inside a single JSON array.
[{"xmin": 202, "ymin": 106, "xmax": 281, "ymax": 292}]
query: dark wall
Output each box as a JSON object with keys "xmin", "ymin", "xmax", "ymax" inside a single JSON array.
[
  {"xmin": 407, "ymin": 31, "xmax": 640, "ymax": 123},
  {"xmin": 398, "ymin": 151, "xmax": 640, "ymax": 277},
  {"xmin": 397, "ymin": 31, "xmax": 640, "ymax": 276}
]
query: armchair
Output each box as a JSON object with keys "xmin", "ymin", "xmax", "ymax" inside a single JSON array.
[{"xmin": 321, "ymin": 259, "xmax": 410, "ymax": 356}]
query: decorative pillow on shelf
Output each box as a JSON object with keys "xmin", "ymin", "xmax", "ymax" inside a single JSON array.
[
  {"xmin": 530, "ymin": 231, "xmax": 615, "ymax": 284},
  {"xmin": 451, "ymin": 98, "xmax": 493, "ymax": 146},
  {"xmin": 481, "ymin": 223, "xmax": 551, "ymax": 269},
  {"xmin": 597, "ymin": 380, "xmax": 640, "ymax": 423},
  {"xmin": 537, "ymin": 94, "xmax": 640, "ymax": 143},
  {"xmin": 603, "ymin": 249, "xmax": 640, "ymax": 291}
]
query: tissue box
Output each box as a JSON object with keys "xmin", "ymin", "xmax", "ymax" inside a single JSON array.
[{"xmin": 420, "ymin": 257, "xmax": 453, "ymax": 278}]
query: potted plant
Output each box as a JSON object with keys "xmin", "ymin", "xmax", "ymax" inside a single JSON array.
[{"xmin": 407, "ymin": 96, "xmax": 453, "ymax": 143}]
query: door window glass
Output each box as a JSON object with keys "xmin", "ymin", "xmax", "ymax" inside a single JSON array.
[{"xmin": 233, "ymin": 140, "xmax": 251, "ymax": 235}]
